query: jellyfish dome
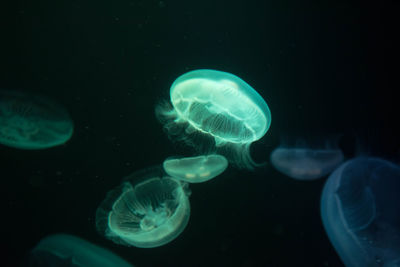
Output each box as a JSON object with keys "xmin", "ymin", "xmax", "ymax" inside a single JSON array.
[
  {"xmin": 270, "ymin": 147, "xmax": 344, "ymax": 180},
  {"xmin": 96, "ymin": 166, "xmax": 191, "ymax": 248},
  {"xmin": 163, "ymin": 154, "xmax": 228, "ymax": 183},
  {"xmin": 28, "ymin": 234, "xmax": 133, "ymax": 267},
  {"xmin": 156, "ymin": 69, "xmax": 271, "ymax": 169},
  {"xmin": 321, "ymin": 157, "xmax": 400, "ymax": 267},
  {"xmin": 0, "ymin": 90, "xmax": 74, "ymax": 149}
]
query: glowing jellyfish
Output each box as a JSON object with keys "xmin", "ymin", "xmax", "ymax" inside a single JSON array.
[
  {"xmin": 163, "ymin": 154, "xmax": 228, "ymax": 183},
  {"xmin": 28, "ymin": 234, "xmax": 133, "ymax": 267},
  {"xmin": 321, "ymin": 157, "xmax": 400, "ymax": 267},
  {"xmin": 155, "ymin": 69, "xmax": 271, "ymax": 169},
  {"xmin": 0, "ymin": 90, "xmax": 73, "ymax": 149},
  {"xmin": 96, "ymin": 166, "xmax": 191, "ymax": 248},
  {"xmin": 270, "ymin": 138, "xmax": 344, "ymax": 180}
]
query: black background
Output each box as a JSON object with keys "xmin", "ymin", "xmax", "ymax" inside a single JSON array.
[{"xmin": 1, "ymin": 0, "xmax": 398, "ymax": 266}]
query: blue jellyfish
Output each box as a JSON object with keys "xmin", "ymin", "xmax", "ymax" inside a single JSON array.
[
  {"xmin": 96, "ymin": 166, "xmax": 191, "ymax": 248},
  {"xmin": 321, "ymin": 157, "xmax": 400, "ymax": 267},
  {"xmin": 28, "ymin": 234, "xmax": 133, "ymax": 267},
  {"xmin": 270, "ymin": 137, "xmax": 344, "ymax": 180},
  {"xmin": 163, "ymin": 154, "xmax": 228, "ymax": 183},
  {"xmin": 0, "ymin": 90, "xmax": 73, "ymax": 149},
  {"xmin": 155, "ymin": 69, "xmax": 271, "ymax": 169}
]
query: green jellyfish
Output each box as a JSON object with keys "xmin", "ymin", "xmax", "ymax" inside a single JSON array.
[
  {"xmin": 29, "ymin": 234, "xmax": 133, "ymax": 267},
  {"xmin": 155, "ymin": 69, "xmax": 271, "ymax": 169},
  {"xmin": 96, "ymin": 166, "xmax": 191, "ymax": 248},
  {"xmin": 0, "ymin": 90, "xmax": 73, "ymax": 149},
  {"xmin": 163, "ymin": 154, "xmax": 228, "ymax": 183}
]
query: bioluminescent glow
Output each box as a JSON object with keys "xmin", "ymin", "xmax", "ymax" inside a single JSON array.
[
  {"xmin": 0, "ymin": 90, "xmax": 74, "ymax": 149},
  {"xmin": 96, "ymin": 167, "xmax": 191, "ymax": 248},
  {"xmin": 321, "ymin": 157, "xmax": 400, "ymax": 267},
  {"xmin": 163, "ymin": 154, "xmax": 228, "ymax": 183},
  {"xmin": 270, "ymin": 147, "xmax": 344, "ymax": 180},
  {"xmin": 29, "ymin": 234, "xmax": 133, "ymax": 267},
  {"xmin": 156, "ymin": 69, "xmax": 271, "ymax": 169}
]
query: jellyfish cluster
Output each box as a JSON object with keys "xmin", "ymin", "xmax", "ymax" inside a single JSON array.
[
  {"xmin": 9, "ymin": 68, "xmax": 399, "ymax": 267},
  {"xmin": 9, "ymin": 69, "xmax": 272, "ymax": 266},
  {"xmin": 265, "ymin": 128, "xmax": 400, "ymax": 267},
  {"xmin": 94, "ymin": 69, "xmax": 272, "ymax": 249},
  {"xmin": 268, "ymin": 135, "xmax": 400, "ymax": 266}
]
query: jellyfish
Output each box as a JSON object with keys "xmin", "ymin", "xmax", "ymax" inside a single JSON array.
[
  {"xmin": 27, "ymin": 234, "xmax": 133, "ymax": 267},
  {"xmin": 0, "ymin": 90, "xmax": 73, "ymax": 149},
  {"xmin": 321, "ymin": 157, "xmax": 400, "ymax": 267},
  {"xmin": 163, "ymin": 154, "xmax": 228, "ymax": 183},
  {"xmin": 96, "ymin": 166, "xmax": 191, "ymax": 248},
  {"xmin": 270, "ymin": 137, "xmax": 344, "ymax": 180},
  {"xmin": 155, "ymin": 69, "xmax": 271, "ymax": 169}
]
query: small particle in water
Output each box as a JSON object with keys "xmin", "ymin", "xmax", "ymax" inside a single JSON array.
[{"xmin": 158, "ymin": 1, "xmax": 166, "ymax": 8}]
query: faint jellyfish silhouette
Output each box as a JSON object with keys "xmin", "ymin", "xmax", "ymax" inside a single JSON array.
[
  {"xmin": 270, "ymin": 136, "xmax": 344, "ymax": 180},
  {"xmin": 321, "ymin": 157, "xmax": 400, "ymax": 267},
  {"xmin": 0, "ymin": 90, "xmax": 74, "ymax": 149},
  {"xmin": 163, "ymin": 154, "xmax": 228, "ymax": 183},
  {"xmin": 96, "ymin": 166, "xmax": 191, "ymax": 248},
  {"xmin": 28, "ymin": 233, "xmax": 133, "ymax": 267},
  {"xmin": 155, "ymin": 69, "xmax": 271, "ymax": 169}
]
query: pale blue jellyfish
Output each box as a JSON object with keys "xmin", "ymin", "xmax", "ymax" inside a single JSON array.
[
  {"xmin": 96, "ymin": 166, "xmax": 191, "ymax": 248},
  {"xmin": 321, "ymin": 157, "xmax": 400, "ymax": 267},
  {"xmin": 163, "ymin": 154, "xmax": 228, "ymax": 183},
  {"xmin": 28, "ymin": 234, "xmax": 133, "ymax": 267},
  {"xmin": 270, "ymin": 138, "xmax": 344, "ymax": 180},
  {"xmin": 155, "ymin": 69, "xmax": 271, "ymax": 169},
  {"xmin": 0, "ymin": 90, "xmax": 73, "ymax": 149}
]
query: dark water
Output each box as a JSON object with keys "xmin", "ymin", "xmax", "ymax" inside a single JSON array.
[{"xmin": 1, "ymin": 0, "xmax": 398, "ymax": 266}]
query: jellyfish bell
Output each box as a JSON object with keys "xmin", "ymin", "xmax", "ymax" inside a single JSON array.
[
  {"xmin": 0, "ymin": 90, "xmax": 74, "ymax": 149},
  {"xmin": 156, "ymin": 69, "xmax": 271, "ymax": 169},
  {"xmin": 28, "ymin": 234, "xmax": 133, "ymax": 267},
  {"xmin": 270, "ymin": 135, "xmax": 344, "ymax": 180},
  {"xmin": 270, "ymin": 147, "xmax": 344, "ymax": 180},
  {"xmin": 163, "ymin": 154, "xmax": 228, "ymax": 183},
  {"xmin": 320, "ymin": 157, "xmax": 400, "ymax": 267},
  {"xmin": 96, "ymin": 166, "xmax": 191, "ymax": 248}
]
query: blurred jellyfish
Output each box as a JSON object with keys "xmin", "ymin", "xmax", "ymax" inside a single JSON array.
[
  {"xmin": 155, "ymin": 69, "xmax": 271, "ymax": 169},
  {"xmin": 163, "ymin": 154, "xmax": 228, "ymax": 183},
  {"xmin": 321, "ymin": 157, "xmax": 400, "ymax": 267},
  {"xmin": 270, "ymin": 137, "xmax": 344, "ymax": 180},
  {"xmin": 0, "ymin": 90, "xmax": 73, "ymax": 149},
  {"xmin": 96, "ymin": 166, "xmax": 191, "ymax": 248},
  {"xmin": 27, "ymin": 233, "xmax": 133, "ymax": 267}
]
